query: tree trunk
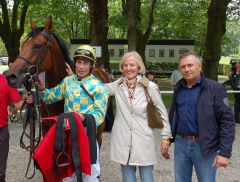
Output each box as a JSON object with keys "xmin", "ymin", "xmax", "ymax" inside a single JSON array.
[
  {"xmin": 202, "ymin": 0, "xmax": 231, "ymax": 80},
  {"xmin": 0, "ymin": 0, "xmax": 28, "ymax": 64},
  {"xmin": 122, "ymin": 0, "xmax": 156, "ymax": 65},
  {"xmin": 86, "ymin": 0, "xmax": 110, "ymax": 70}
]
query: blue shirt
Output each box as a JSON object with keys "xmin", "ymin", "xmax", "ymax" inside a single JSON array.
[{"xmin": 176, "ymin": 78, "xmax": 201, "ymax": 135}]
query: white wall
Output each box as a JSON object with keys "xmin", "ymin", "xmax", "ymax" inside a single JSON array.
[{"xmin": 71, "ymin": 43, "xmax": 194, "ymax": 63}]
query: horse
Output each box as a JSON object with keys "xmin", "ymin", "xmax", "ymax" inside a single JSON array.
[{"xmin": 6, "ymin": 17, "xmax": 110, "ymax": 147}]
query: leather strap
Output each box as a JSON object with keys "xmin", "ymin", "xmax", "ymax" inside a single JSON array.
[{"xmin": 54, "ymin": 112, "xmax": 83, "ymax": 182}]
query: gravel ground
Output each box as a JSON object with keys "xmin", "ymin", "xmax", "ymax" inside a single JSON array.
[{"xmin": 6, "ymin": 122, "xmax": 240, "ymax": 182}]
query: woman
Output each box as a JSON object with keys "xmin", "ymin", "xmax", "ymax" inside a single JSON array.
[{"xmin": 106, "ymin": 51, "xmax": 172, "ymax": 182}]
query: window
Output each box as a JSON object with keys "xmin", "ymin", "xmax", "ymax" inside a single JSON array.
[
  {"xmin": 149, "ymin": 49, "xmax": 155, "ymax": 57},
  {"xmin": 119, "ymin": 49, "xmax": 124, "ymax": 57},
  {"xmin": 178, "ymin": 48, "xmax": 189, "ymax": 54},
  {"xmin": 169, "ymin": 49, "xmax": 174, "ymax": 57},
  {"xmin": 109, "ymin": 49, "xmax": 115, "ymax": 57},
  {"xmin": 159, "ymin": 49, "xmax": 165, "ymax": 57}
]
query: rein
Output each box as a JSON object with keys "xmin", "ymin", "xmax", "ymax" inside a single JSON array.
[
  {"xmin": 18, "ymin": 30, "xmax": 52, "ymax": 179},
  {"xmin": 19, "ymin": 75, "xmax": 42, "ymax": 179}
]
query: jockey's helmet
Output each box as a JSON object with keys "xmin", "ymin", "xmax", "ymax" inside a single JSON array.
[{"xmin": 73, "ymin": 45, "xmax": 96, "ymax": 64}]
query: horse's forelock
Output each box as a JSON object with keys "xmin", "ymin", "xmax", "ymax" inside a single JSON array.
[{"xmin": 28, "ymin": 27, "xmax": 44, "ymax": 38}]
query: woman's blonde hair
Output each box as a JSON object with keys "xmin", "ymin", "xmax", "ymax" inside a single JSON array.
[{"xmin": 119, "ymin": 51, "xmax": 146, "ymax": 75}]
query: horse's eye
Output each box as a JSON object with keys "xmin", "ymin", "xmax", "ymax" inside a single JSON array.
[{"xmin": 32, "ymin": 44, "xmax": 42, "ymax": 50}]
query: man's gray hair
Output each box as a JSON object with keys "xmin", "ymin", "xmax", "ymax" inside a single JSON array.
[
  {"xmin": 119, "ymin": 51, "xmax": 146, "ymax": 75},
  {"xmin": 179, "ymin": 52, "xmax": 201, "ymax": 64}
]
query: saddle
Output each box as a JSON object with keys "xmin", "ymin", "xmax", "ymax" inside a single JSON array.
[{"xmin": 33, "ymin": 112, "xmax": 91, "ymax": 182}]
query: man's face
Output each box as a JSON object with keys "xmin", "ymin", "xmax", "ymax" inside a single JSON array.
[
  {"xmin": 179, "ymin": 55, "xmax": 202, "ymax": 85},
  {"xmin": 75, "ymin": 58, "xmax": 92, "ymax": 78}
]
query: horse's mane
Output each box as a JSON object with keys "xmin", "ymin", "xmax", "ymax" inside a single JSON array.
[
  {"xmin": 52, "ymin": 33, "xmax": 73, "ymax": 67},
  {"xmin": 27, "ymin": 27, "xmax": 73, "ymax": 67}
]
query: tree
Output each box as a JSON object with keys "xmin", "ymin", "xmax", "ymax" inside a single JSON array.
[
  {"xmin": 122, "ymin": 0, "xmax": 157, "ymax": 64},
  {"xmin": 27, "ymin": 0, "xmax": 89, "ymax": 43},
  {"xmin": 85, "ymin": 0, "xmax": 109, "ymax": 69},
  {"xmin": 0, "ymin": 0, "xmax": 29, "ymax": 63},
  {"xmin": 202, "ymin": 0, "xmax": 231, "ymax": 80}
]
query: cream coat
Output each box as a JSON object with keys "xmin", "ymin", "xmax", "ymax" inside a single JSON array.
[{"xmin": 106, "ymin": 76, "xmax": 172, "ymax": 165}]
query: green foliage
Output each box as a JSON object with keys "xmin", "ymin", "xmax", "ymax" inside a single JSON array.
[
  {"xmin": 146, "ymin": 61, "xmax": 179, "ymax": 71},
  {"xmin": 108, "ymin": 1, "xmax": 127, "ymax": 38},
  {"xmin": 27, "ymin": 0, "xmax": 89, "ymax": 45},
  {"xmin": 222, "ymin": 20, "xmax": 240, "ymax": 56},
  {"xmin": 218, "ymin": 64, "xmax": 231, "ymax": 75},
  {"xmin": 109, "ymin": 60, "xmax": 179, "ymax": 71},
  {"xmin": 151, "ymin": 0, "xmax": 210, "ymax": 54}
]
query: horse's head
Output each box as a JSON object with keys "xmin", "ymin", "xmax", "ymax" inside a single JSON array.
[{"xmin": 6, "ymin": 17, "xmax": 54, "ymax": 88}]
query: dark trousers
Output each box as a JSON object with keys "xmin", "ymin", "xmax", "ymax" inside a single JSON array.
[
  {"xmin": 0, "ymin": 126, "xmax": 9, "ymax": 182},
  {"xmin": 104, "ymin": 97, "xmax": 115, "ymax": 132},
  {"xmin": 234, "ymin": 93, "xmax": 240, "ymax": 123}
]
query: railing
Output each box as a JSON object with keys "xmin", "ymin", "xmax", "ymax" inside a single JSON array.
[{"xmin": 160, "ymin": 90, "xmax": 240, "ymax": 94}]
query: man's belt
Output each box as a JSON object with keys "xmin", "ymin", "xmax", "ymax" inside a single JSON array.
[{"xmin": 178, "ymin": 134, "xmax": 199, "ymax": 141}]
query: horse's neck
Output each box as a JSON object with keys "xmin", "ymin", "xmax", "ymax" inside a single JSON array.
[{"xmin": 45, "ymin": 39, "xmax": 67, "ymax": 88}]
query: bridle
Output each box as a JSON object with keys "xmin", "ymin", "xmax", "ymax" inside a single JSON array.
[
  {"xmin": 18, "ymin": 30, "xmax": 52, "ymax": 77},
  {"xmin": 18, "ymin": 30, "xmax": 52, "ymax": 179}
]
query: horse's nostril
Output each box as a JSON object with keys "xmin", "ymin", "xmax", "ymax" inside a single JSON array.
[{"xmin": 6, "ymin": 74, "xmax": 18, "ymax": 88}]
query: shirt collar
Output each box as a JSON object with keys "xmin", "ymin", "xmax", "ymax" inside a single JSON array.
[{"xmin": 180, "ymin": 76, "xmax": 202, "ymax": 88}]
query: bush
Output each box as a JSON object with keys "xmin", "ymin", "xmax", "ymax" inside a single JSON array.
[
  {"xmin": 110, "ymin": 61, "xmax": 178, "ymax": 71},
  {"xmin": 218, "ymin": 64, "xmax": 231, "ymax": 75},
  {"xmin": 110, "ymin": 60, "xmax": 231, "ymax": 76}
]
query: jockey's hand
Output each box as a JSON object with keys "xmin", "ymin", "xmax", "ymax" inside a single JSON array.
[{"xmin": 65, "ymin": 63, "xmax": 74, "ymax": 76}]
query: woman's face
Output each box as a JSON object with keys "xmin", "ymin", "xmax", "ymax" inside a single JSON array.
[{"xmin": 122, "ymin": 56, "xmax": 139, "ymax": 80}]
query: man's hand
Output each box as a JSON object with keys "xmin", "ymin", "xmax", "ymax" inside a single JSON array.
[
  {"xmin": 25, "ymin": 95, "xmax": 34, "ymax": 104},
  {"xmin": 160, "ymin": 139, "xmax": 171, "ymax": 160},
  {"xmin": 213, "ymin": 155, "xmax": 230, "ymax": 168}
]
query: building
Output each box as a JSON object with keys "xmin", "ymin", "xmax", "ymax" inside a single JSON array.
[{"xmin": 70, "ymin": 39, "xmax": 195, "ymax": 63}]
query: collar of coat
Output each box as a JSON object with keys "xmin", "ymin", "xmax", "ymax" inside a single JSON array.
[{"xmin": 118, "ymin": 75, "xmax": 150, "ymax": 88}]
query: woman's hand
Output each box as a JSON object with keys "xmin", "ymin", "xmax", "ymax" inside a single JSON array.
[{"xmin": 160, "ymin": 139, "xmax": 171, "ymax": 160}]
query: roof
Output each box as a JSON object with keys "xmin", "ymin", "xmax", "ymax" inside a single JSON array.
[{"xmin": 71, "ymin": 39, "xmax": 195, "ymax": 45}]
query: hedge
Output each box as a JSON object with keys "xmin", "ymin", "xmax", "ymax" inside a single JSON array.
[{"xmin": 110, "ymin": 61, "xmax": 231, "ymax": 76}]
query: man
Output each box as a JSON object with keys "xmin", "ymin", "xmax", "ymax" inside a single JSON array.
[
  {"xmin": 169, "ymin": 52, "xmax": 235, "ymax": 182},
  {"xmin": 170, "ymin": 69, "xmax": 182, "ymax": 87},
  {"xmin": 0, "ymin": 74, "xmax": 26, "ymax": 182},
  {"xmin": 39, "ymin": 45, "xmax": 109, "ymax": 182},
  {"xmin": 146, "ymin": 71, "xmax": 158, "ymax": 85}
]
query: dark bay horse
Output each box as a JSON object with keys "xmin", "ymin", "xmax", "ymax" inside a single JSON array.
[{"xmin": 6, "ymin": 17, "xmax": 110, "ymax": 147}]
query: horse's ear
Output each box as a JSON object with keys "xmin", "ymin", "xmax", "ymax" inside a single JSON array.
[
  {"xmin": 44, "ymin": 16, "xmax": 53, "ymax": 32},
  {"xmin": 30, "ymin": 17, "xmax": 37, "ymax": 29}
]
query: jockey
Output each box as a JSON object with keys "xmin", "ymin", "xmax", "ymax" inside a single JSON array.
[{"xmin": 39, "ymin": 45, "xmax": 109, "ymax": 182}]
